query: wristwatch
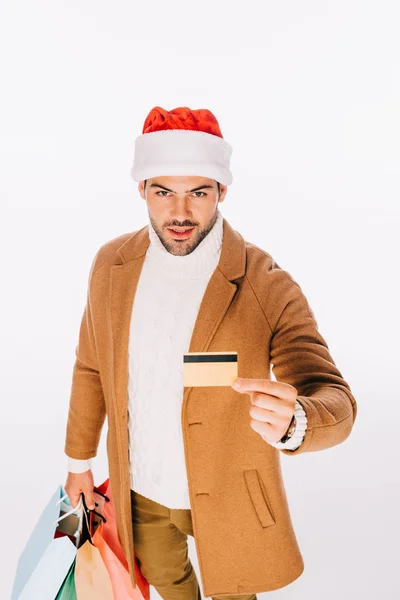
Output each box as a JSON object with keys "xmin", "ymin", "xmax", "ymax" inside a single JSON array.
[{"xmin": 278, "ymin": 414, "xmax": 297, "ymax": 443}]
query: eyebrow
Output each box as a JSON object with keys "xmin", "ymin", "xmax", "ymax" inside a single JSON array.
[{"xmin": 149, "ymin": 183, "xmax": 215, "ymax": 193}]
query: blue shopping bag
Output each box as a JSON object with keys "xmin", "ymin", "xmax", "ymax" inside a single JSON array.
[{"xmin": 11, "ymin": 485, "xmax": 84, "ymax": 600}]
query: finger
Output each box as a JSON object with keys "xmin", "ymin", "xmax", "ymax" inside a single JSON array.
[
  {"xmin": 250, "ymin": 392, "xmax": 283, "ymax": 411},
  {"xmin": 69, "ymin": 493, "xmax": 82, "ymax": 509},
  {"xmin": 83, "ymin": 489, "xmax": 96, "ymax": 510},
  {"xmin": 249, "ymin": 418, "xmax": 280, "ymax": 441},
  {"xmin": 232, "ymin": 377, "xmax": 295, "ymax": 399},
  {"xmin": 249, "ymin": 405, "xmax": 278, "ymax": 425}
]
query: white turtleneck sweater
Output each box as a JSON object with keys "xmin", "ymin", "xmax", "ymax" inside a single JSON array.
[{"xmin": 67, "ymin": 209, "xmax": 307, "ymax": 507}]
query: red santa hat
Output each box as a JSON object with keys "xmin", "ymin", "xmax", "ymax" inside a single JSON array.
[{"xmin": 131, "ymin": 106, "xmax": 233, "ymax": 185}]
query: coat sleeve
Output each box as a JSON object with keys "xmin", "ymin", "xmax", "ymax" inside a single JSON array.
[
  {"xmin": 269, "ymin": 270, "xmax": 358, "ymax": 456},
  {"xmin": 64, "ymin": 252, "xmax": 107, "ymax": 460}
]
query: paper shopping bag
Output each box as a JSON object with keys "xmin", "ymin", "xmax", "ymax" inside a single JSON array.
[
  {"xmin": 93, "ymin": 478, "xmax": 150, "ymax": 600},
  {"xmin": 55, "ymin": 561, "xmax": 77, "ymax": 600},
  {"xmin": 73, "ymin": 502, "xmax": 114, "ymax": 599},
  {"xmin": 91, "ymin": 519, "xmax": 146, "ymax": 600},
  {"xmin": 11, "ymin": 485, "xmax": 82, "ymax": 600}
]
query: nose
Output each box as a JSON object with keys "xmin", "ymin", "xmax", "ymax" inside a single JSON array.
[{"xmin": 169, "ymin": 196, "xmax": 194, "ymax": 225}]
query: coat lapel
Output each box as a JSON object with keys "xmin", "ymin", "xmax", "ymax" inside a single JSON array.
[{"xmin": 107, "ymin": 217, "xmax": 247, "ymax": 424}]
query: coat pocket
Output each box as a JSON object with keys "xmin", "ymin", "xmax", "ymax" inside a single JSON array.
[{"xmin": 243, "ymin": 469, "xmax": 276, "ymax": 528}]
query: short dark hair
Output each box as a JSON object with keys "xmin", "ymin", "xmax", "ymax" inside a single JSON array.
[{"xmin": 144, "ymin": 179, "xmax": 221, "ymax": 196}]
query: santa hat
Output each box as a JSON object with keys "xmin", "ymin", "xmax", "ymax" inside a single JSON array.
[{"xmin": 131, "ymin": 106, "xmax": 233, "ymax": 185}]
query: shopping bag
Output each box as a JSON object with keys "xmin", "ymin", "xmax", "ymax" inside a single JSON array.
[
  {"xmin": 11, "ymin": 485, "xmax": 83, "ymax": 600},
  {"xmin": 55, "ymin": 561, "xmax": 77, "ymax": 600},
  {"xmin": 90, "ymin": 522, "xmax": 145, "ymax": 599},
  {"xmin": 92, "ymin": 478, "xmax": 150, "ymax": 600},
  {"xmin": 73, "ymin": 499, "xmax": 115, "ymax": 599},
  {"xmin": 85, "ymin": 480, "xmax": 145, "ymax": 600}
]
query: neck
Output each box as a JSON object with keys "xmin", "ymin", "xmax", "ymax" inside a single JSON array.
[{"xmin": 146, "ymin": 209, "xmax": 224, "ymax": 279}]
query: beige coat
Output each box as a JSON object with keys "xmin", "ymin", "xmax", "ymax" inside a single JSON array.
[{"xmin": 64, "ymin": 217, "xmax": 357, "ymax": 597}]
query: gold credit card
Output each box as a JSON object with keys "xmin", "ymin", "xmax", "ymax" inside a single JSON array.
[{"xmin": 183, "ymin": 352, "xmax": 238, "ymax": 387}]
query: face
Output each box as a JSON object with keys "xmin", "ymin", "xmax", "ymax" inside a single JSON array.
[{"xmin": 138, "ymin": 176, "xmax": 228, "ymax": 256}]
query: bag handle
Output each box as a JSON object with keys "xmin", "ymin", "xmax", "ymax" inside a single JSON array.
[
  {"xmin": 53, "ymin": 493, "xmax": 83, "ymax": 525},
  {"xmin": 54, "ymin": 490, "xmax": 108, "ymax": 526}
]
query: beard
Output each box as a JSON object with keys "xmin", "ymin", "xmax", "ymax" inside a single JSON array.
[{"xmin": 149, "ymin": 209, "xmax": 219, "ymax": 256}]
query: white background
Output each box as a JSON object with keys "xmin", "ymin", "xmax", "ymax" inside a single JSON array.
[{"xmin": 1, "ymin": 1, "xmax": 399, "ymax": 598}]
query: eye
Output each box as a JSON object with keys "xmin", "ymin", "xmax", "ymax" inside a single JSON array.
[{"xmin": 155, "ymin": 190, "xmax": 206, "ymax": 198}]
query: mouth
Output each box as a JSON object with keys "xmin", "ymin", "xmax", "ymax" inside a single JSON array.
[{"xmin": 167, "ymin": 227, "xmax": 195, "ymax": 239}]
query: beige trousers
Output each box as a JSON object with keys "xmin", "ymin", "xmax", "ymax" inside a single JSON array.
[{"xmin": 130, "ymin": 489, "xmax": 257, "ymax": 600}]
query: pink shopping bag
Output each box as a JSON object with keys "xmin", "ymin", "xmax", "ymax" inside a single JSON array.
[{"xmin": 91, "ymin": 478, "xmax": 150, "ymax": 600}]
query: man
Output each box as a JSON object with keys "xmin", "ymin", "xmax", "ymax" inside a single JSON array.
[{"xmin": 64, "ymin": 106, "xmax": 357, "ymax": 599}]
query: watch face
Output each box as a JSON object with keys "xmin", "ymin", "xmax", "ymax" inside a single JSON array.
[
  {"xmin": 286, "ymin": 417, "xmax": 296, "ymax": 439},
  {"xmin": 279, "ymin": 415, "xmax": 297, "ymax": 443}
]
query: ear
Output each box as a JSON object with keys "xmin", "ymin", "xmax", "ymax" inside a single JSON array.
[
  {"xmin": 218, "ymin": 184, "xmax": 228, "ymax": 204},
  {"xmin": 138, "ymin": 181, "xmax": 145, "ymax": 200}
]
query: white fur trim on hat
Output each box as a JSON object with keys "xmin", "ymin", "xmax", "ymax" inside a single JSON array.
[{"xmin": 131, "ymin": 129, "xmax": 233, "ymax": 186}]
